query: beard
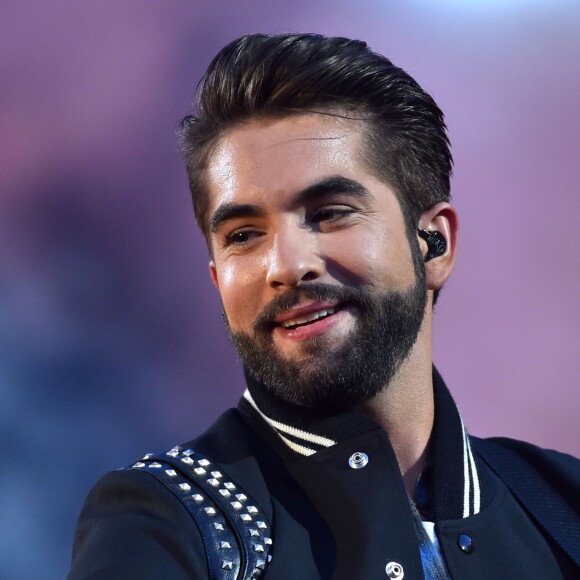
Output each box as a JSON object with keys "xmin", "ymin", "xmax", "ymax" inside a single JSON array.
[{"xmin": 226, "ymin": 263, "xmax": 428, "ymax": 411}]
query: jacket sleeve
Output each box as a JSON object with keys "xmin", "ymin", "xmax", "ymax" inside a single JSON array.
[{"xmin": 68, "ymin": 469, "xmax": 209, "ymax": 579}]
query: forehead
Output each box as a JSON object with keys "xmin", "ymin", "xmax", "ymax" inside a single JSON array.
[{"xmin": 206, "ymin": 114, "xmax": 368, "ymax": 211}]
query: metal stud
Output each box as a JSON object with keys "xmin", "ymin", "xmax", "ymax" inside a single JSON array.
[
  {"xmin": 219, "ymin": 489, "xmax": 231, "ymax": 498},
  {"xmin": 214, "ymin": 522, "xmax": 224, "ymax": 531},
  {"xmin": 204, "ymin": 507, "xmax": 216, "ymax": 516},
  {"xmin": 223, "ymin": 482, "xmax": 236, "ymax": 490},
  {"xmin": 179, "ymin": 483, "xmax": 191, "ymax": 491},
  {"xmin": 231, "ymin": 501, "xmax": 243, "ymax": 510},
  {"xmin": 194, "ymin": 467, "xmax": 206, "ymax": 476},
  {"xmin": 132, "ymin": 462, "xmax": 145, "ymax": 468},
  {"xmin": 166, "ymin": 447, "xmax": 180, "ymax": 457},
  {"xmin": 240, "ymin": 514, "xmax": 252, "ymax": 522},
  {"xmin": 143, "ymin": 453, "xmax": 154, "ymax": 460},
  {"xmin": 254, "ymin": 544, "xmax": 264, "ymax": 553},
  {"xmin": 192, "ymin": 494, "xmax": 204, "ymax": 502},
  {"xmin": 256, "ymin": 560, "xmax": 266, "ymax": 570},
  {"xmin": 257, "ymin": 521, "xmax": 267, "ymax": 529},
  {"xmin": 264, "ymin": 537, "xmax": 272, "ymax": 545},
  {"xmin": 149, "ymin": 462, "xmax": 162, "ymax": 468},
  {"xmin": 220, "ymin": 541, "xmax": 231, "ymax": 549},
  {"xmin": 247, "ymin": 505, "xmax": 258, "ymax": 514},
  {"xmin": 348, "ymin": 451, "xmax": 369, "ymax": 469},
  {"xmin": 267, "ymin": 555, "xmax": 272, "ymax": 563},
  {"xmin": 207, "ymin": 478, "xmax": 220, "ymax": 487},
  {"xmin": 235, "ymin": 493, "xmax": 247, "ymax": 501},
  {"xmin": 181, "ymin": 456, "xmax": 194, "ymax": 466},
  {"xmin": 249, "ymin": 529, "xmax": 259, "ymax": 537},
  {"xmin": 182, "ymin": 448, "xmax": 195, "ymax": 456},
  {"xmin": 198, "ymin": 459, "xmax": 210, "ymax": 467},
  {"xmin": 165, "ymin": 469, "xmax": 177, "ymax": 477},
  {"xmin": 211, "ymin": 470, "xmax": 223, "ymax": 478},
  {"xmin": 385, "ymin": 561, "xmax": 404, "ymax": 579},
  {"xmin": 221, "ymin": 560, "xmax": 233, "ymax": 570}
]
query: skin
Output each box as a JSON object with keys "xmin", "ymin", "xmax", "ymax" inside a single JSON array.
[{"xmin": 206, "ymin": 113, "xmax": 458, "ymax": 497}]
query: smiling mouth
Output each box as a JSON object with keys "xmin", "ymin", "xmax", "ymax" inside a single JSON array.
[{"xmin": 280, "ymin": 307, "xmax": 339, "ymax": 330}]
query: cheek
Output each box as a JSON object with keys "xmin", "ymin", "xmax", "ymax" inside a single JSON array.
[{"xmin": 215, "ymin": 258, "xmax": 265, "ymax": 327}]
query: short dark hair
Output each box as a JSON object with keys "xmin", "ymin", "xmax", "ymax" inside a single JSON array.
[{"xmin": 179, "ymin": 32, "xmax": 452, "ymax": 242}]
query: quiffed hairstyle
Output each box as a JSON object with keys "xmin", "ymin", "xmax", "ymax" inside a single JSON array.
[{"xmin": 179, "ymin": 33, "xmax": 452, "ymax": 240}]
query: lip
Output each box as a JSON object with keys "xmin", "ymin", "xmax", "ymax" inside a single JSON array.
[
  {"xmin": 273, "ymin": 300, "xmax": 342, "ymax": 325},
  {"xmin": 273, "ymin": 302, "xmax": 348, "ymax": 342}
]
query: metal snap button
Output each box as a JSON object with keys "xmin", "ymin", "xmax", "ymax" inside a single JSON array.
[
  {"xmin": 385, "ymin": 561, "xmax": 404, "ymax": 579},
  {"xmin": 348, "ymin": 451, "xmax": 368, "ymax": 469},
  {"xmin": 457, "ymin": 534, "xmax": 474, "ymax": 554}
]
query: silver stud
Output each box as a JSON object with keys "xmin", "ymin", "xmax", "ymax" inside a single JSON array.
[
  {"xmin": 249, "ymin": 528, "xmax": 259, "ymax": 537},
  {"xmin": 267, "ymin": 555, "xmax": 272, "ymax": 562},
  {"xmin": 192, "ymin": 493, "xmax": 204, "ymax": 502},
  {"xmin": 132, "ymin": 462, "xmax": 145, "ymax": 468},
  {"xmin": 257, "ymin": 521, "xmax": 267, "ymax": 529},
  {"xmin": 385, "ymin": 561, "xmax": 404, "ymax": 579},
  {"xmin": 211, "ymin": 470, "xmax": 223, "ymax": 478},
  {"xmin": 204, "ymin": 507, "xmax": 216, "ymax": 516},
  {"xmin": 149, "ymin": 462, "xmax": 162, "ymax": 468},
  {"xmin": 214, "ymin": 522, "xmax": 224, "ymax": 531},
  {"xmin": 348, "ymin": 451, "xmax": 369, "ymax": 469},
  {"xmin": 181, "ymin": 456, "xmax": 194, "ymax": 466},
  {"xmin": 254, "ymin": 544, "xmax": 264, "ymax": 553},
  {"xmin": 235, "ymin": 493, "xmax": 247, "ymax": 501},
  {"xmin": 247, "ymin": 505, "xmax": 258, "ymax": 514},
  {"xmin": 194, "ymin": 467, "xmax": 206, "ymax": 476},
  {"xmin": 207, "ymin": 478, "xmax": 220, "ymax": 487},
  {"xmin": 198, "ymin": 458, "xmax": 210, "ymax": 467},
  {"xmin": 231, "ymin": 501, "xmax": 243, "ymax": 510},
  {"xmin": 264, "ymin": 537, "xmax": 272, "ymax": 545},
  {"xmin": 143, "ymin": 453, "xmax": 154, "ymax": 460},
  {"xmin": 240, "ymin": 514, "xmax": 252, "ymax": 522},
  {"xmin": 165, "ymin": 469, "xmax": 177, "ymax": 477},
  {"xmin": 224, "ymin": 482, "xmax": 236, "ymax": 490},
  {"xmin": 220, "ymin": 540, "xmax": 231, "ymax": 549},
  {"xmin": 219, "ymin": 488, "xmax": 231, "ymax": 498},
  {"xmin": 179, "ymin": 483, "xmax": 191, "ymax": 491},
  {"xmin": 256, "ymin": 559, "xmax": 266, "ymax": 570},
  {"xmin": 182, "ymin": 448, "xmax": 195, "ymax": 456},
  {"xmin": 166, "ymin": 447, "xmax": 180, "ymax": 457},
  {"xmin": 221, "ymin": 560, "xmax": 233, "ymax": 570}
]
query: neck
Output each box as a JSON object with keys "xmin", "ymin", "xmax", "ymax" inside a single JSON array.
[{"xmin": 355, "ymin": 324, "xmax": 434, "ymax": 498}]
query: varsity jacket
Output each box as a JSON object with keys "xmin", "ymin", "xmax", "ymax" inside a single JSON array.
[{"xmin": 69, "ymin": 369, "xmax": 579, "ymax": 579}]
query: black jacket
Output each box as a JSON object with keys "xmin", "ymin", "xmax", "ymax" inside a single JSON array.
[{"xmin": 69, "ymin": 371, "xmax": 579, "ymax": 579}]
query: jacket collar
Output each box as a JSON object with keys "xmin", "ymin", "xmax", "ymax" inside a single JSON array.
[{"xmin": 239, "ymin": 365, "xmax": 494, "ymax": 521}]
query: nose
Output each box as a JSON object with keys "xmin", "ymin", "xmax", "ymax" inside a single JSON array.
[{"xmin": 265, "ymin": 226, "xmax": 325, "ymax": 289}]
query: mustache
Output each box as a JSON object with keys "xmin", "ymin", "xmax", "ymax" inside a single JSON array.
[{"xmin": 252, "ymin": 282, "xmax": 374, "ymax": 334}]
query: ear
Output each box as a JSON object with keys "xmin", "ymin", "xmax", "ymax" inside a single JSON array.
[
  {"xmin": 209, "ymin": 261, "xmax": 220, "ymax": 291},
  {"xmin": 417, "ymin": 202, "xmax": 459, "ymax": 292}
]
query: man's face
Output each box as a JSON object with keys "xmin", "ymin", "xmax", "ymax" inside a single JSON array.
[{"xmin": 207, "ymin": 113, "xmax": 427, "ymax": 409}]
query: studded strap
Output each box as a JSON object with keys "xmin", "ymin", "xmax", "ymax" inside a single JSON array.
[{"xmin": 126, "ymin": 446, "xmax": 273, "ymax": 579}]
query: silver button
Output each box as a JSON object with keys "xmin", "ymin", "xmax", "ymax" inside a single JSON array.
[
  {"xmin": 385, "ymin": 561, "xmax": 404, "ymax": 579},
  {"xmin": 348, "ymin": 451, "xmax": 369, "ymax": 469}
]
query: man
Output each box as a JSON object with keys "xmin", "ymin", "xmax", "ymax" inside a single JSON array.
[{"xmin": 69, "ymin": 33, "xmax": 579, "ymax": 579}]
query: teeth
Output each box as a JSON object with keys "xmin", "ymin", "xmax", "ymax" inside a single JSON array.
[{"xmin": 281, "ymin": 307, "xmax": 336, "ymax": 329}]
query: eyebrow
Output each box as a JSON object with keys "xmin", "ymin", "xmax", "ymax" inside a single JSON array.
[{"xmin": 209, "ymin": 175, "xmax": 370, "ymax": 234}]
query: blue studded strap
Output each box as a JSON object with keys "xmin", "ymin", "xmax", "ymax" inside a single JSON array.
[{"xmin": 125, "ymin": 446, "xmax": 273, "ymax": 579}]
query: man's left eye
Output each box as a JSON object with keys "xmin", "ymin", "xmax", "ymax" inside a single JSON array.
[{"xmin": 310, "ymin": 206, "xmax": 355, "ymax": 223}]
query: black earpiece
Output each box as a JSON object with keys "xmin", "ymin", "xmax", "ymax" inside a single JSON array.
[{"xmin": 418, "ymin": 229, "xmax": 447, "ymax": 262}]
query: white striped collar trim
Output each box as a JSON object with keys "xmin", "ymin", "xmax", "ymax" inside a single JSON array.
[
  {"xmin": 243, "ymin": 389, "xmax": 336, "ymax": 456},
  {"xmin": 459, "ymin": 415, "xmax": 481, "ymax": 517}
]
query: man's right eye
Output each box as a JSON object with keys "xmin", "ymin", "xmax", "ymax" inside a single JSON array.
[{"xmin": 224, "ymin": 229, "xmax": 262, "ymax": 247}]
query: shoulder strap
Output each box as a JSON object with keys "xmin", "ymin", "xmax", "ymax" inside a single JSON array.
[
  {"xmin": 472, "ymin": 437, "xmax": 580, "ymax": 567},
  {"xmin": 124, "ymin": 446, "xmax": 273, "ymax": 579}
]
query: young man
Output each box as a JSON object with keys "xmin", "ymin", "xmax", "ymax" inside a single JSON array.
[{"xmin": 69, "ymin": 34, "xmax": 579, "ymax": 579}]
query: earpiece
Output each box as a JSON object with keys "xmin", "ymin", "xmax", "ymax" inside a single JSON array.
[{"xmin": 418, "ymin": 229, "xmax": 447, "ymax": 262}]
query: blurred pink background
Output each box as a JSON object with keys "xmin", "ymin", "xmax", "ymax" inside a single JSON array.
[{"xmin": 1, "ymin": 1, "xmax": 578, "ymax": 576}]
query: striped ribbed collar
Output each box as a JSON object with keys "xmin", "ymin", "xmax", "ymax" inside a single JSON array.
[{"xmin": 239, "ymin": 366, "xmax": 493, "ymax": 521}]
